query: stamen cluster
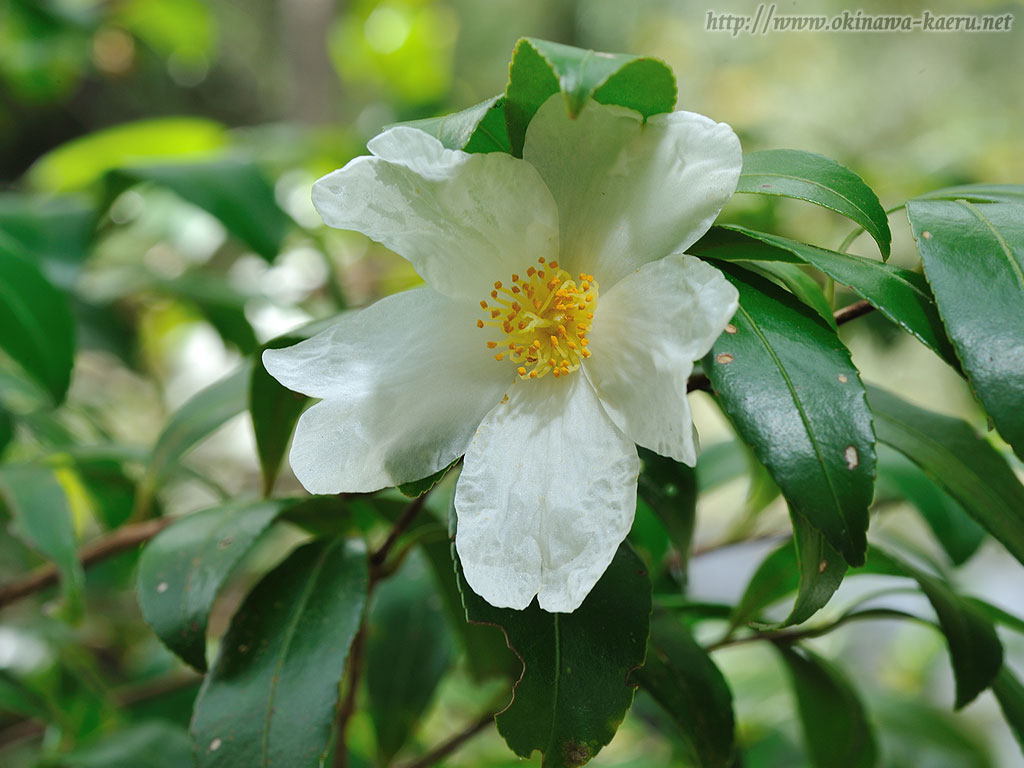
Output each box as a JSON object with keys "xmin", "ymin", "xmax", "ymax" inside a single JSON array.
[{"xmin": 476, "ymin": 257, "xmax": 597, "ymax": 379}]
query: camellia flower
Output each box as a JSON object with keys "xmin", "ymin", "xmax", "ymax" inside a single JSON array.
[{"xmin": 264, "ymin": 95, "xmax": 742, "ymax": 612}]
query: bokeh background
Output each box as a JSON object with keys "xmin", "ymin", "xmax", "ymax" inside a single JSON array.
[{"xmin": 1, "ymin": 0, "xmax": 1023, "ymax": 766}]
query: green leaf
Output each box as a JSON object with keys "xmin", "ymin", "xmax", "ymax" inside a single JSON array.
[
  {"xmin": 366, "ymin": 549, "xmax": 454, "ymax": 764},
  {"xmin": 867, "ymin": 385, "xmax": 1024, "ymax": 567},
  {"xmin": 191, "ymin": 537, "xmax": 368, "ymax": 768},
  {"xmin": 0, "ymin": 194, "xmax": 95, "ymax": 289},
  {"xmin": 158, "ymin": 271, "xmax": 258, "ymax": 353},
  {"xmin": 876, "ymin": 447, "xmax": 985, "ymax": 566},
  {"xmin": 637, "ymin": 447, "xmax": 697, "ymax": 562},
  {"xmin": 704, "ymin": 265, "xmax": 875, "ymax": 566},
  {"xmin": 58, "ymin": 721, "xmax": 192, "ymax": 768},
  {"xmin": 633, "ymin": 615, "xmax": 735, "ymax": 767},
  {"xmin": 29, "ymin": 116, "xmax": 228, "ymax": 192},
  {"xmin": 693, "ymin": 226, "xmax": 958, "ymax": 366},
  {"xmin": 110, "ymin": 159, "xmax": 292, "ymax": 261},
  {"xmin": 251, "ymin": 335, "xmax": 309, "ymax": 496},
  {"xmin": 906, "ymin": 200, "xmax": 1024, "ymax": 460},
  {"xmin": 914, "ymin": 183, "xmax": 1024, "ymax": 204},
  {"xmin": 458, "ymin": 543, "xmax": 651, "ymax": 768},
  {"xmin": 0, "ymin": 239, "xmax": 76, "ymax": 404},
  {"xmin": 0, "ymin": 405, "xmax": 12, "ymax": 458},
  {"xmin": 397, "ymin": 460, "xmax": 456, "ymax": 498},
  {"xmin": 137, "ymin": 499, "xmax": 290, "ymax": 671},
  {"xmin": 0, "ymin": 464, "xmax": 83, "ymax": 616},
  {"xmin": 993, "ymin": 667, "xmax": 1024, "ymax": 755},
  {"xmin": 777, "ymin": 646, "xmax": 877, "ymax": 768},
  {"xmin": 139, "ymin": 361, "xmax": 252, "ymax": 510},
  {"xmin": 504, "ymin": 37, "xmax": 676, "ymax": 156},
  {"xmin": 736, "ymin": 149, "xmax": 891, "ymax": 258},
  {"xmin": 746, "ymin": 260, "xmax": 837, "ymax": 329},
  {"xmin": 730, "ymin": 514, "xmax": 846, "ymax": 630},
  {"xmin": 864, "ymin": 547, "xmax": 1003, "ymax": 708},
  {"xmin": 398, "ymin": 95, "xmax": 511, "ymax": 154}
]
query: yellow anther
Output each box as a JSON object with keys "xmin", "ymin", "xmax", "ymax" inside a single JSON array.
[
  {"xmin": 494, "ymin": 353, "xmax": 504, "ymax": 361},
  {"xmin": 557, "ymin": 325, "xmax": 566, "ymax": 336},
  {"xmin": 549, "ymin": 261, "xmax": 558, "ymax": 269},
  {"xmin": 486, "ymin": 341, "xmax": 497, "ymax": 349},
  {"xmin": 568, "ymin": 341, "xmax": 577, "ymax": 350},
  {"xmin": 491, "ymin": 309, "xmax": 501, "ymax": 318},
  {"xmin": 476, "ymin": 319, "xmax": 484, "ymax": 328},
  {"xmin": 538, "ymin": 257, "xmax": 545, "ymax": 264},
  {"xmin": 532, "ymin": 340, "xmax": 541, "ymax": 349},
  {"xmin": 527, "ymin": 266, "xmax": 536, "ymax": 277},
  {"xmin": 529, "ymin": 371, "xmax": 538, "ymax": 379},
  {"xmin": 585, "ymin": 295, "xmax": 593, "ymax": 302},
  {"xmin": 517, "ymin": 367, "xmax": 526, "ymax": 376},
  {"xmin": 480, "ymin": 300, "xmax": 488, "ymax": 309},
  {"xmin": 491, "ymin": 290, "xmax": 498, "ymax": 299},
  {"xmin": 550, "ymin": 335, "xmax": 559, "ymax": 348},
  {"xmin": 494, "ymin": 281, "xmax": 503, "ymax": 289},
  {"xmin": 512, "ymin": 274, "xmax": 520, "ymax": 282}
]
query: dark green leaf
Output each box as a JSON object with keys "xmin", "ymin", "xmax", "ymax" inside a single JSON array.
[
  {"xmin": 0, "ymin": 238, "xmax": 76, "ymax": 404},
  {"xmin": 730, "ymin": 514, "xmax": 846, "ymax": 630},
  {"xmin": 865, "ymin": 547, "xmax": 1003, "ymax": 708},
  {"xmin": 366, "ymin": 549, "xmax": 454, "ymax": 764},
  {"xmin": 397, "ymin": 460, "xmax": 456, "ymax": 498},
  {"xmin": 993, "ymin": 666, "xmax": 1024, "ymax": 755},
  {"xmin": 876, "ymin": 447, "xmax": 985, "ymax": 566},
  {"xmin": 693, "ymin": 226, "xmax": 958, "ymax": 366},
  {"xmin": 704, "ymin": 265, "xmax": 875, "ymax": 566},
  {"xmin": 0, "ymin": 464, "xmax": 83, "ymax": 616},
  {"xmin": 906, "ymin": 200, "xmax": 1024, "ymax": 460},
  {"xmin": 109, "ymin": 159, "xmax": 292, "ymax": 261},
  {"xmin": 58, "ymin": 721, "xmax": 192, "ymax": 768},
  {"xmin": 867, "ymin": 385, "xmax": 1024, "ymax": 567},
  {"xmin": 399, "ymin": 95, "xmax": 511, "ymax": 154},
  {"xmin": 965, "ymin": 597, "xmax": 1024, "ymax": 636},
  {"xmin": 459, "ymin": 543, "xmax": 651, "ymax": 768},
  {"xmin": 737, "ymin": 149, "xmax": 891, "ymax": 258},
  {"xmin": 159, "ymin": 272, "xmax": 258, "ymax": 353},
  {"xmin": 504, "ymin": 38, "xmax": 676, "ymax": 156},
  {"xmin": 637, "ymin": 447, "xmax": 697, "ymax": 562},
  {"xmin": 914, "ymin": 183, "xmax": 1024, "ymax": 204},
  {"xmin": 746, "ymin": 260, "xmax": 836, "ymax": 329},
  {"xmin": 138, "ymin": 361, "xmax": 252, "ymax": 510},
  {"xmin": 777, "ymin": 645, "xmax": 877, "ymax": 768},
  {"xmin": 633, "ymin": 615, "xmax": 735, "ymax": 767},
  {"xmin": 251, "ymin": 335, "xmax": 308, "ymax": 496},
  {"xmin": 0, "ymin": 405, "xmax": 12, "ymax": 458},
  {"xmin": 137, "ymin": 499, "xmax": 289, "ymax": 670},
  {"xmin": 0, "ymin": 668, "xmax": 54, "ymax": 721},
  {"xmin": 191, "ymin": 537, "xmax": 368, "ymax": 768}
]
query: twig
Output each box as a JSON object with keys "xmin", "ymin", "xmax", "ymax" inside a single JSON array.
[
  {"xmin": 369, "ymin": 494, "xmax": 427, "ymax": 569},
  {"xmin": 0, "ymin": 517, "xmax": 176, "ymax": 611},
  {"xmin": 331, "ymin": 619, "xmax": 368, "ymax": 768},
  {"xmin": 398, "ymin": 710, "xmax": 495, "ymax": 768}
]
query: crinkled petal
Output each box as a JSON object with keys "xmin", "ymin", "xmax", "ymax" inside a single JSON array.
[
  {"xmin": 583, "ymin": 254, "xmax": 738, "ymax": 465},
  {"xmin": 312, "ymin": 127, "xmax": 559, "ymax": 300},
  {"xmin": 263, "ymin": 287, "xmax": 514, "ymax": 494},
  {"xmin": 523, "ymin": 96, "xmax": 741, "ymax": 288},
  {"xmin": 455, "ymin": 374, "xmax": 640, "ymax": 612}
]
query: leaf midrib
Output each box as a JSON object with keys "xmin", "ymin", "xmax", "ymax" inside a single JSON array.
[
  {"xmin": 959, "ymin": 200, "xmax": 1024, "ymax": 293},
  {"xmin": 260, "ymin": 543, "xmax": 332, "ymax": 766}
]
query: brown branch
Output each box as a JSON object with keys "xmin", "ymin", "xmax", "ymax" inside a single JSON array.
[
  {"xmin": 398, "ymin": 710, "xmax": 495, "ymax": 768},
  {"xmin": 0, "ymin": 517, "xmax": 176, "ymax": 611},
  {"xmin": 331, "ymin": 618, "xmax": 368, "ymax": 768},
  {"xmin": 369, "ymin": 493, "xmax": 427, "ymax": 569}
]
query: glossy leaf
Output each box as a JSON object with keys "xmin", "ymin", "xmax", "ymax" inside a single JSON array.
[
  {"xmin": 730, "ymin": 513, "xmax": 846, "ymax": 630},
  {"xmin": 251, "ymin": 335, "xmax": 308, "ymax": 496},
  {"xmin": 110, "ymin": 159, "xmax": 292, "ymax": 261},
  {"xmin": 906, "ymin": 199, "xmax": 1024, "ymax": 459},
  {"xmin": 191, "ymin": 538, "xmax": 368, "ymax": 768},
  {"xmin": 693, "ymin": 226, "xmax": 958, "ymax": 366},
  {"xmin": 458, "ymin": 543, "xmax": 651, "ymax": 768},
  {"xmin": 868, "ymin": 385, "xmax": 1024, "ymax": 567},
  {"xmin": 137, "ymin": 499, "xmax": 290, "ymax": 670},
  {"xmin": 865, "ymin": 547, "xmax": 1003, "ymax": 708},
  {"xmin": 505, "ymin": 37, "xmax": 676, "ymax": 156},
  {"xmin": 0, "ymin": 238, "xmax": 76, "ymax": 404},
  {"xmin": 138, "ymin": 361, "xmax": 252, "ymax": 508},
  {"xmin": 366, "ymin": 549, "xmax": 454, "ymax": 764},
  {"xmin": 704, "ymin": 265, "xmax": 875, "ymax": 566},
  {"xmin": 777, "ymin": 646, "xmax": 877, "ymax": 768},
  {"xmin": 737, "ymin": 149, "xmax": 891, "ymax": 258},
  {"xmin": 400, "ymin": 95, "xmax": 511, "ymax": 154},
  {"xmin": 876, "ymin": 447, "xmax": 985, "ymax": 566},
  {"xmin": 747, "ymin": 260, "xmax": 836, "ymax": 329},
  {"xmin": 993, "ymin": 667, "xmax": 1024, "ymax": 755},
  {"xmin": 914, "ymin": 183, "xmax": 1024, "ymax": 204},
  {"xmin": 633, "ymin": 615, "xmax": 735, "ymax": 767},
  {"xmin": 637, "ymin": 447, "xmax": 697, "ymax": 562},
  {"xmin": 0, "ymin": 464, "xmax": 83, "ymax": 616}
]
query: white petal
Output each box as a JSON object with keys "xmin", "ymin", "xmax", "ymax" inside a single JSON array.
[
  {"xmin": 583, "ymin": 255, "xmax": 738, "ymax": 465},
  {"xmin": 263, "ymin": 287, "xmax": 514, "ymax": 494},
  {"xmin": 454, "ymin": 374, "xmax": 640, "ymax": 612},
  {"xmin": 312, "ymin": 127, "xmax": 559, "ymax": 300},
  {"xmin": 523, "ymin": 96, "xmax": 741, "ymax": 288}
]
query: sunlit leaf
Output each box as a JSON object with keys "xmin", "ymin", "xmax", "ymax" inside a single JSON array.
[
  {"xmin": 736, "ymin": 149, "xmax": 891, "ymax": 258},
  {"xmin": 399, "ymin": 95, "xmax": 511, "ymax": 154}
]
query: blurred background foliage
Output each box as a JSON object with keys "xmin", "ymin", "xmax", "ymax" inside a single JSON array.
[{"xmin": 0, "ymin": 0, "xmax": 1022, "ymax": 766}]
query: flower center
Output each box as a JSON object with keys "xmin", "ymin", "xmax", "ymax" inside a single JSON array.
[{"xmin": 476, "ymin": 257, "xmax": 597, "ymax": 380}]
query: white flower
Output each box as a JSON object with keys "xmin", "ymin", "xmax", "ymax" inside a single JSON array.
[{"xmin": 264, "ymin": 95, "xmax": 741, "ymax": 613}]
